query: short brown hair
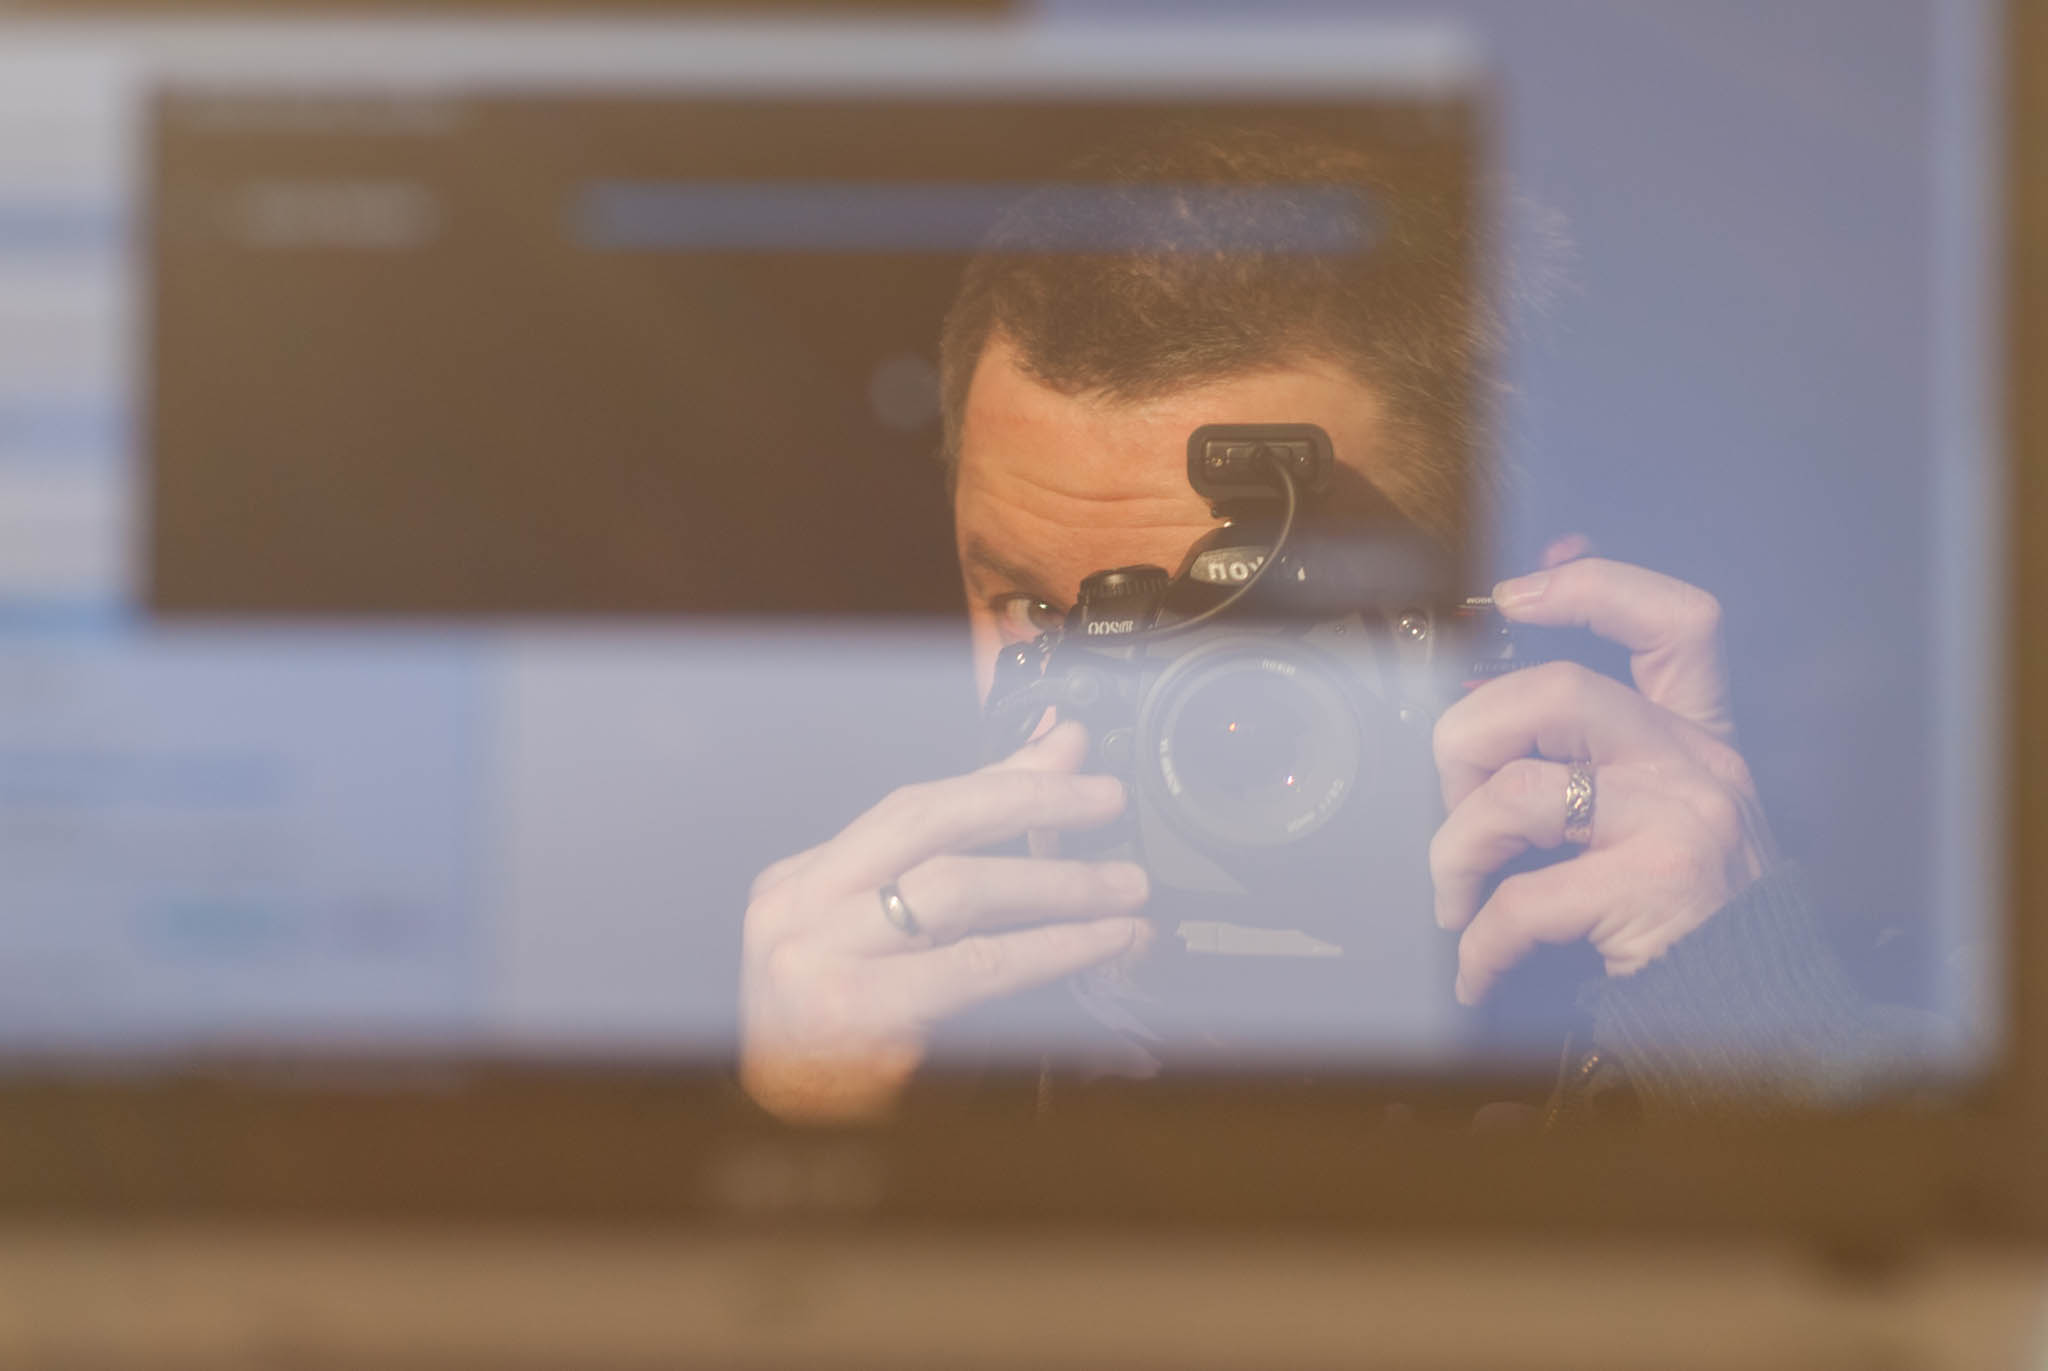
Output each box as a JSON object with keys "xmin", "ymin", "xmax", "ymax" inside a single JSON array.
[{"xmin": 937, "ymin": 121, "xmax": 1492, "ymax": 538}]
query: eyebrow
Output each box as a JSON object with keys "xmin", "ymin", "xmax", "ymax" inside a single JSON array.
[{"xmin": 960, "ymin": 534, "xmax": 1066, "ymax": 608}]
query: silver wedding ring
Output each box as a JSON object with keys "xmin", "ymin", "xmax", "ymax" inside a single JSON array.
[
  {"xmin": 878, "ymin": 881, "xmax": 923, "ymax": 938},
  {"xmin": 1563, "ymin": 763, "xmax": 1596, "ymax": 846}
]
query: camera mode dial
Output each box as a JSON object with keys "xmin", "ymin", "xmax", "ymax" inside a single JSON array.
[{"xmin": 1077, "ymin": 565, "xmax": 1169, "ymax": 638}]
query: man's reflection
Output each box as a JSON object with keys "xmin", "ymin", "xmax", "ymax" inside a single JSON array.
[{"xmin": 738, "ymin": 125, "xmax": 1938, "ymax": 1124}]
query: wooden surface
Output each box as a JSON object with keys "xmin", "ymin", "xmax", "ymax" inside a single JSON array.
[{"xmin": 0, "ymin": 1229, "xmax": 2036, "ymax": 1369}]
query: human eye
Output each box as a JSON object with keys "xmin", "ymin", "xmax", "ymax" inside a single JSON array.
[{"xmin": 989, "ymin": 591, "xmax": 1066, "ymax": 644}]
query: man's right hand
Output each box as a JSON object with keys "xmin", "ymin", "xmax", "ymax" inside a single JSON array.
[{"xmin": 739, "ymin": 721, "xmax": 1153, "ymax": 1123}]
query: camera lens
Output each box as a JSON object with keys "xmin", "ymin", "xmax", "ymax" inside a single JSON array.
[
  {"xmin": 1146, "ymin": 644, "xmax": 1361, "ymax": 849},
  {"xmin": 1174, "ymin": 674, "xmax": 1309, "ymax": 801}
]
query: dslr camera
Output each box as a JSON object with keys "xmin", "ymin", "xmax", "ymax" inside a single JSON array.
[{"xmin": 984, "ymin": 424, "xmax": 1574, "ymax": 955}]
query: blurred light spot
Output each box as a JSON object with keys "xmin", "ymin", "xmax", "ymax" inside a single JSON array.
[{"xmin": 232, "ymin": 181, "xmax": 440, "ymax": 251}]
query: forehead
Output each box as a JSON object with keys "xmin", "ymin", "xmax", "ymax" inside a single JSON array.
[{"xmin": 952, "ymin": 339, "xmax": 1382, "ymax": 598}]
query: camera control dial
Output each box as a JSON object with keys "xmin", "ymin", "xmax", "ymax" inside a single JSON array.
[{"xmin": 1076, "ymin": 565, "xmax": 1170, "ymax": 638}]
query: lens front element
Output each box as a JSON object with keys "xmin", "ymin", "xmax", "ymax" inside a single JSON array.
[{"xmin": 1148, "ymin": 644, "xmax": 1362, "ymax": 849}]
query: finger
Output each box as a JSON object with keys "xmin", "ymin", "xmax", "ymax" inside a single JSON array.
[
  {"xmin": 887, "ymin": 916, "xmax": 1149, "ymax": 1023},
  {"xmin": 804, "ymin": 768, "xmax": 1127, "ymax": 895},
  {"xmin": 749, "ymin": 845, "xmax": 825, "ymax": 904},
  {"xmin": 993, "ymin": 725, "xmax": 1094, "ymax": 859},
  {"xmin": 1432, "ymin": 660, "xmax": 1677, "ymax": 812},
  {"xmin": 1454, "ymin": 852, "xmax": 1623, "ymax": 1005},
  {"xmin": 1431, "ymin": 763, "xmax": 1668, "ymax": 933},
  {"xmin": 760, "ymin": 724, "xmax": 1094, "ymax": 902},
  {"xmin": 845, "ymin": 855, "xmax": 1149, "ymax": 951},
  {"xmin": 1430, "ymin": 757, "xmax": 1573, "ymax": 933},
  {"xmin": 981, "ymin": 718, "xmax": 1091, "ymax": 775},
  {"xmin": 1490, "ymin": 558, "xmax": 1733, "ymax": 739},
  {"xmin": 1002, "ymin": 723, "xmax": 1089, "ymax": 861},
  {"xmin": 1539, "ymin": 533, "xmax": 1594, "ymax": 569}
]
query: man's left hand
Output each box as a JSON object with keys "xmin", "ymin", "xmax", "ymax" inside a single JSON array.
[{"xmin": 1428, "ymin": 554, "xmax": 1775, "ymax": 1005}]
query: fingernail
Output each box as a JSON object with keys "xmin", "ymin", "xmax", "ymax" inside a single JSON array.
[
  {"xmin": 1453, "ymin": 974, "xmax": 1473, "ymax": 1006},
  {"xmin": 1103, "ymin": 862, "xmax": 1150, "ymax": 901},
  {"xmin": 1078, "ymin": 774, "xmax": 1127, "ymax": 810},
  {"xmin": 1492, "ymin": 571, "xmax": 1549, "ymax": 610}
]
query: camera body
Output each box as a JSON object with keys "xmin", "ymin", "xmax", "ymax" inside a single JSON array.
[{"xmin": 984, "ymin": 425, "xmax": 1562, "ymax": 954}]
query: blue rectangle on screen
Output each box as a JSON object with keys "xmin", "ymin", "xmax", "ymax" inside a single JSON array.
[
  {"xmin": 576, "ymin": 182, "xmax": 1374, "ymax": 254},
  {"xmin": 0, "ymin": 201, "xmax": 125, "ymax": 255}
]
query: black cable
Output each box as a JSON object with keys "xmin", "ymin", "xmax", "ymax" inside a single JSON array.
[{"xmin": 1139, "ymin": 455, "xmax": 1300, "ymax": 642}]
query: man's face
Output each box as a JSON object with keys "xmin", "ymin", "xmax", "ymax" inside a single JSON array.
[{"xmin": 953, "ymin": 337, "xmax": 1393, "ymax": 700}]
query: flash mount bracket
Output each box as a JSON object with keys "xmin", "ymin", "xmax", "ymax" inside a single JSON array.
[{"xmin": 1186, "ymin": 423, "xmax": 1335, "ymax": 514}]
